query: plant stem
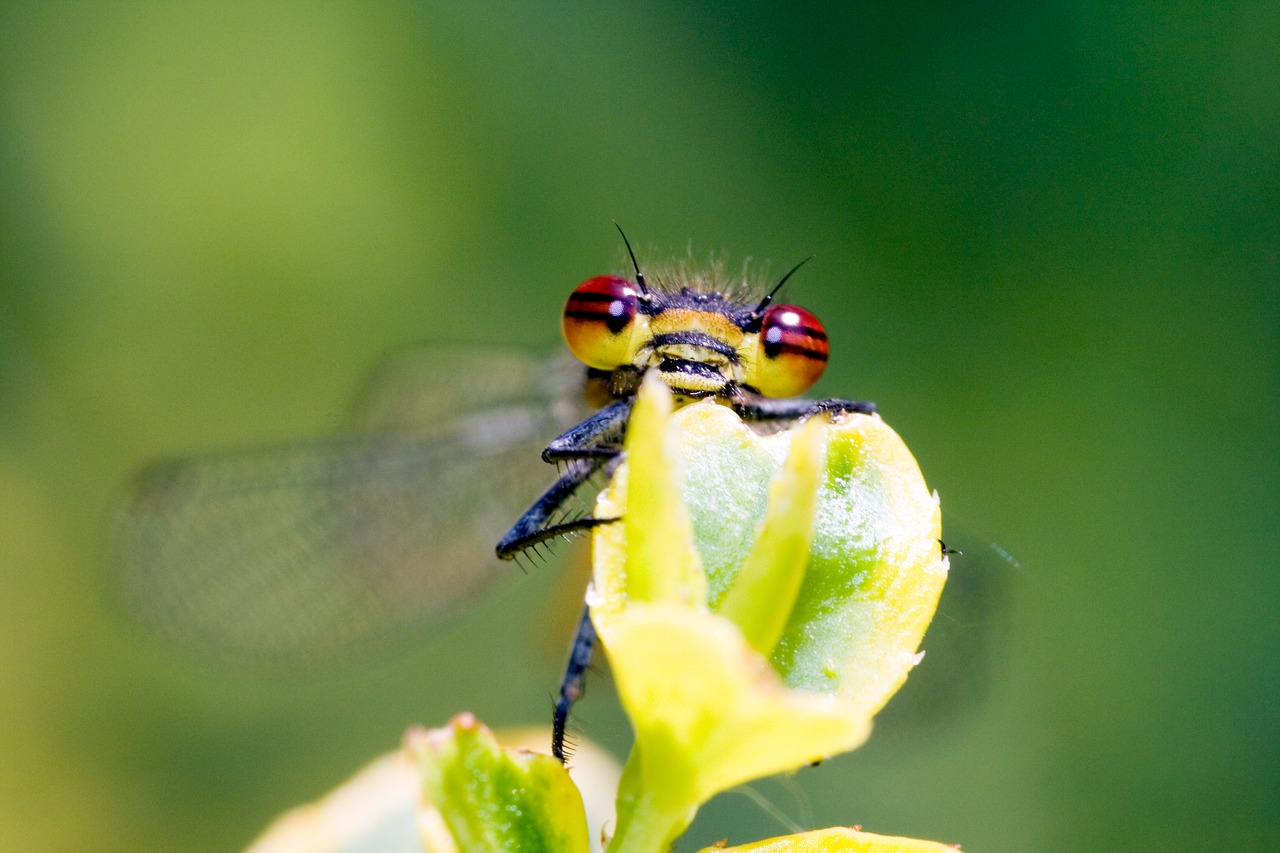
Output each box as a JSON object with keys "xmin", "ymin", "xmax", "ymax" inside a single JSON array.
[{"xmin": 605, "ymin": 752, "xmax": 697, "ymax": 853}]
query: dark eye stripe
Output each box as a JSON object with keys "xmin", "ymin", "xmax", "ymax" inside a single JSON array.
[
  {"xmin": 765, "ymin": 342, "xmax": 829, "ymax": 361},
  {"xmin": 565, "ymin": 299, "xmax": 624, "ymax": 314},
  {"xmin": 763, "ymin": 322, "xmax": 830, "ymax": 360},
  {"xmin": 565, "ymin": 296, "xmax": 636, "ymax": 315},
  {"xmin": 764, "ymin": 322, "xmax": 827, "ymax": 343},
  {"xmin": 764, "ymin": 326, "xmax": 829, "ymax": 350},
  {"xmin": 565, "ymin": 300, "xmax": 636, "ymax": 334},
  {"xmin": 786, "ymin": 324, "xmax": 828, "ymax": 342},
  {"xmin": 567, "ymin": 291, "xmax": 627, "ymax": 305},
  {"xmin": 564, "ymin": 308, "xmax": 619, "ymax": 320}
]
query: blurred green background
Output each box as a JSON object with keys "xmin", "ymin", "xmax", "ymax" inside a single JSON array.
[{"xmin": 1, "ymin": 2, "xmax": 1276, "ymax": 851}]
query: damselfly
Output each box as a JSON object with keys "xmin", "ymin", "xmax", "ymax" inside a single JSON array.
[{"xmin": 114, "ymin": 232, "xmax": 964, "ymax": 762}]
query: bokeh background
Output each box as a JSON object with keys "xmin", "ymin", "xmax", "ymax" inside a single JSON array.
[{"xmin": 1, "ymin": 2, "xmax": 1277, "ymax": 851}]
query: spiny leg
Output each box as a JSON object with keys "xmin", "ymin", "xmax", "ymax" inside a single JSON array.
[
  {"xmin": 552, "ymin": 602, "xmax": 597, "ymax": 763},
  {"xmin": 734, "ymin": 395, "xmax": 876, "ymax": 423},
  {"xmin": 497, "ymin": 398, "xmax": 632, "ymax": 757},
  {"xmin": 542, "ymin": 397, "xmax": 633, "ymax": 462},
  {"xmin": 495, "ymin": 458, "xmax": 610, "ymax": 558},
  {"xmin": 497, "ymin": 399, "xmax": 632, "ymax": 559}
]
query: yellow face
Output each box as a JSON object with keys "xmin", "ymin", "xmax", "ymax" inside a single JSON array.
[{"xmin": 562, "ymin": 276, "xmax": 829, "ymax": 399}]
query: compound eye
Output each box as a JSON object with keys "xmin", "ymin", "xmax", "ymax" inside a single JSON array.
[
  {"xmin": 562, "ymin": 275, "xmax": 641, "ymax": 370},
  {"xmin": 751, "ymin": 303, "xmax": 829, "ymax": 397}
]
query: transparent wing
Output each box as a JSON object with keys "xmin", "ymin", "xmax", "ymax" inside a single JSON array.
[
  {"xmin": 344, "ymin": 345, "xmax": 585, "ymax": 434},
  {"xmin": 108, "ymin": 347, "xmax": 591, "ymax": 664},
  {"xmin": 873, "ymin": 525, "xmax": 1021, "ymax": 736}
]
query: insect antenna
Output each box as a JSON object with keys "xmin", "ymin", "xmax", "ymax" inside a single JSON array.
[
  {"xmin": 752, "ymin": 255, "xmax": 815, "ymax": 316},
  {"xmin": 613, "ymin": 221, "xmax": 650, "ymax": 296}
]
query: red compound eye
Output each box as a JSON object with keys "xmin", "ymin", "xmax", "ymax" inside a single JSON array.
[
  {"xmin": 750, "ymin": 303, "xmax": 829, "ymax": 397},
  {"xmin": 562, "ymin": 276, "xmax": 641, "ymax": 370}
]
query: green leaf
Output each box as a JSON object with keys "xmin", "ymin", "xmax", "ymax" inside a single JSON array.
[
  {"xmin": 246, "ymin": 723, "xmax": 620, "ymax": 853},
  {"xmin": 408, "ymin": 714, "xmax": 591, "ymax": 853}
]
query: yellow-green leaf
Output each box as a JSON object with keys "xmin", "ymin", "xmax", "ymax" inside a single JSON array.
[
  {"xmin": 653, "ymin": 396, "xmax": 947, "ymax": 717},
  {"xmin": 407, "ymin": 714, "xmax": 590, "ymax": 853},
  {"xmin": 607, "ymin": 604, "xmax": 869, "ymax": 812},
  {"xmin": 698, "ymin": 826, "xmax": 961, "ymax": 852},
  {"xmin": 592, "ymin": 380, "xmax": 948, "ymax": 852},
  {"xmin": 593, "ymin": 372, "xmax": 706, "ymax": 618},
  {"xmin": 245, "ymin": 723, "xmax": 620, "ymax": 853},
  {"xmin": 716, "ymin": 415, "xmax": 827, "ymax": 656}
]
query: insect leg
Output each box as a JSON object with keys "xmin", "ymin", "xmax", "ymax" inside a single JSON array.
[
  {"xmin": 496, "ymin": 398, "xmax": 633, "ymax": 558},
  {"xmin": 734, "ymin": 396, "xmax": 876, "ymax": 423},
  {"xmin": 552, "ymin": 602, "xmax": 596, "ymax": 763},
  {"xmin": 497, "ymin": 401, "xmax": 632, "ymax": 757},
  {"xmin": 495, "ymin": 459, "xmax": 611, "ymax": 558},
  {"xmin": 542, "ymin": 398, "xmax": 633, "ymax": 461}
]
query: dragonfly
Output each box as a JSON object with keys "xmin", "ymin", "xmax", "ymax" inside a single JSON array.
[{"xmin": 112, "ymin": 230, "xmax": 959, "ymax": 763}]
